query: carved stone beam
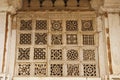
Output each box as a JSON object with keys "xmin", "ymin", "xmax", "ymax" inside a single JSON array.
[
  {"xmin": 63, "ymin": 0, "xmax": 69, "ymax": 7},
  {"xmin": 39, "ymin": 0, "xmax": 45, "ymax": 7},
  {"xmin": 112, "ymin": 78, "xmax": 120, "ymax": 80},
  {"xmin": 51, "ymin": 0, "xmax": 56, "ymax": 7},
  {"xmin": 28, "ymin": 0, "xmax": 31, "ymax": 7},
  {"xmin": 88, "ymin": 0, "xmax": 92, "ymax": 9},
  {"xmin": 76, "ymin": 0, "xmax": 80, "ymax": 7}
]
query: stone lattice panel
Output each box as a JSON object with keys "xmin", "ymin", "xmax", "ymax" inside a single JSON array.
[
  {"xmin": 83, "ymin": 49, "xmax": 95, "ymax": 61},
  {"xmin": 19, "ymin": 33, "xmax": 31, "ymax": 44},
  {"xmin": 81, "ymin": 20, "xmax": 93, "ymax": 31},
  {"xmin": 20, "ymin": 20, "xmax": 32, "ymax": 30},
  {"xmin": 83, "ymin": 64, "xmax": 96, "ymax": 76},
  {"xmin": 34, "ymin": 63, "xmax": 47, "ymax": 76},
  {"xmin": 67, "ymin": 49, "xmax": 78, "ymax": 60},
  {"xmin": 51, "ymin": 49, "xmax": 62, "ymax": 60},
  {"xmin": 66, "ymin": 34, "xmax": 77, "ymax": 44},
  {"xmin": 36, "ymin": 20, "xmax": 47, "ymax": 30},
  {"xmin": 18, "ymin": 63, "xmax": 31, "ymax": 76},
  {"xmin": 51, "ymin": 34, "xmax": 62, "ymax": 45},
  {"xmin": 35, "ymin": 33, "xmax": 47, "ymax": 45},
  {"xmin": 34, "ymin": 48, "xmax": 46, "ymax": 60},
  {"xmin": 50, "ymin": 64, "xmax": 63, "ymax": 76},
  {"xmin": 67, "ymin": 64, "xmax": 79, "ymax": 76},
  {"xmin": 51, "ymin": 20, "xmax": 62, "ymax": 31},
  {"xmin": 16, "ymin": 13, "xmax": 98, "ymax": 77},
  {"xmin": 83, "ymin": 35, "xmax": 94, "ymax": 45},
  {"xmin": 66, "ymin": 20, "xmax": 78, "ymax": 31},
  {"xmin": 18, "ymin": 48, "xmax": 30, "ymax": 60}
]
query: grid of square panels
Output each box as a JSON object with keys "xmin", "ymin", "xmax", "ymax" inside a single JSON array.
[{"xmin": 16, "ymin": 18, "xmax": 98, "ymax": 77}]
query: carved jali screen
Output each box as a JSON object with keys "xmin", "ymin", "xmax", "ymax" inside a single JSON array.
[{"xmin": 15, "ymin": 12, "xmax": 99, "ymax": 77}]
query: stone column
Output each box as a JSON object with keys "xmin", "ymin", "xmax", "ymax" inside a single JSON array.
[
  {"xmin": 0, "ymin": 9, "xmax": 12, "ymax": 80},
  {"xmin": 0, "ymin": 13, "xmax": 12, "ymax": 80},
  {"xmin": 97, "ymin": 14, "xmax": 109, "ymax": 79},
  {"xmin": 100, "ymin": 6, "xmax": 120, "ymax": 75},
  {"xmin": 0, "ymin": 0, "xmax": 11, "ymax": 74},
  {"xmin": 108, "ymin": 12, "xmax": 120, "ymax": 74},
  {"xmin": 96, "ymin": 0, "xmax": 120, "ymax": 76},
  {"xmin": 7, "ymin": 16, "xmax": 17, "ymax": 80},
  {"xmin": 0, "ymin": 1, "xmax": 20, "ymax": 80},
  {"xmin": 0, "ymin": 12, "xmax": 7, "ymax": 73}
]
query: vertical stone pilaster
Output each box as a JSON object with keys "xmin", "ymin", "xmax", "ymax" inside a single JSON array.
[
  {"xmin": 0, "ymin": 12, "xmax": 7, "ymax": 73},
  {"xmin": 97, "ymin": 15, "xmax": 109, "ymax": 79},
  {"xmin": 0, "ymin": 1, "xmax": 20, "ymax": 80},
  {"xmin": 107, "ymin": 13, "xmax": 120, "ymax": 75},
  {"xmin": 0, "ymin": 11, "xmax": 16, "ymax": 80},
  {"xmin": 102, "ymin": 2, "xmax": 120, "ymax": 75},
  {"xmin": 102, "ymin": 12, "xmax": 113, "ymax": 75},
  {"xmin": 0, "ymin": 2, "xmax": 18, "ymax": 80},
  {"xmin": 100, "ymin": 7, "xmax": 120, "ymax": 75}
]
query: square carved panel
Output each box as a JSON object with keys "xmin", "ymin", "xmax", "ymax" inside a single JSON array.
[
  {"xmin": 67, "ymin": 64, "xmax": 79, "ymax": 76},
  {"xmin": 36, "ymin": 20, "xmax": 47, "ymax": 30},
  {"xmin": 51, "ymin": 49, "xmax": 62, "ymax": 60},
  {"xmin": 51, "ymin": 34, "xmax": 62, "ymax": 45},
  {"xmin": 66, "ymin": 34, "xmax": 77, "ymax": 44},
  {"xmin": 50, "ymin": 64, "xmax": 63, "ymax": 76},
  {"xmin": 34, "ymin": 48, "xmax": 46, "ymax": 60},
  {"xmin": 35, "ymin": 33, "xmax": 47, "ymax": 45},
  {"xmin": 81, "ymin": 20, "xmax": 93, "ymax": 31},
  {"xmin": 51, "ymin": 20, "xmax": 62, "ymax": 31},
  {"xmin": 18, "ymin": 48, "xmax": 30, "ymax": 60},
  {"xmin": 19, "ymin": 33, "xmax": 31, "ymax": 45},
  {"xmin": 20, "ymin": 20, "xmax": 32, "ymax": 30},
  {"xmin": 83, "ymin": 64, "xmax": 96, "ymax": 76},
  {"xmin": 67, "ymin": 49, "xmax": 78, "ymax": 60},
  {"xmin": 66, "ymin": 20, "xmax": 78, "ymax": 31},
  {"xmin": 83, "ymin": 49, "xmax": 95, "ymax": 61},
  {"xmin": 18, "ymin": 63, "xmax": 31, "ymax": 76},
  {"xmin": 34, "ymin": 63, "xmax": 47, "ymax": 76},
  {"xmin": 83, "ymin": 35, "xmax": 94, "ymax": 45}
]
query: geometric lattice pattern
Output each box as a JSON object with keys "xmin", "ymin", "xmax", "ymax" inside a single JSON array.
[
  {"xmin": 67, "ymin": 49, "xmax": 78, "ymax": 60},
  {"xmin": 18, "ymin": 48, "xmax": 30, "ymax": 60},
  {"xmin": 51, "ymin": 20, "xmax": 62, "ymax": 31},
  {"xmin": 83, "ymin": 64, "xmax": 96, "ymax": 76},
  {"xmin": 35, "ymin": 33, "xmax": 47, "ymax": 45},
  {"xmin": 51, "ymin": 34, "xmax": 62, "ymax": 45},
  {"xmin": 83, "ymin": 35, "xmax": 94, "ymax": 45},
  {"xmin": 16, "ymin": 14, "xmax": 98, "ymax": 77},
  {"xmin": 19, "ymin": 33, "xmax": 31, "ymax": 45},
  {"xmin": 81, "ymin": 20, "xmax": 93, "ymax": 31},
  {"xmin": 18, "ymin": 63, "xmax": 30, "ymax": 76},
  {"xmin": 50, "ymin": 64, "xmax": 63, "ymax": 76},
  {"xmin": 66, "ymin": 34, "xmax": 77, "ymax": 44},
  {"xmin": 66, "ymin": 20, "xmax": 78, "ymax": 31},
  {"xmin": 67, "ymin": 64, "xmax": 79, "ymax": 76},
  {"xmin": 51, "ymin": 49, "xmax": 62, "ymax": 60},
  {"xmin": 20, "ymin": 20, "xmax": 32, "ymax": 30},
  {"xmin": 34, "ymin": 63, "xmax": 47, "ymax": 76},
  {"xmin": 36, "ymin": 20, "xmax": 47, "ymax": 30},
  {"xmin": 83, "ymin": 49, "xmax": 95, "ymax": 61},
  {"xmin": 34, "ymin": 48, "xmax": 46, "ymax": 60}
]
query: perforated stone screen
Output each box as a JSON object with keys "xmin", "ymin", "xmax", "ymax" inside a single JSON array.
[{"xmin": 15, "ymin": 12, "xmax": 99, "ymax": 77}]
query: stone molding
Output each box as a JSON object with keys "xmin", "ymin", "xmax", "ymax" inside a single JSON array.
[
  {"xmin": 0, "ymin": 0, "xmax": 22, "ymax": 14},
  {"xmin": 0, "ymin": 6, "xmax": 16, "ymax": 14},
  {"xmin": 0, "ymin": 73, "xmax": 5, "ymax": 80},
  {"xmin": 109, "ymin": 75, "xmax": 120, "ymax": 80},
  {"xmin": 0, "ymin": 0, "xmax": 120, "ymax": 14},
  {"xmin": 13, "ymin": 77, "xmax": 101, "ymax": 80},
  {"xmin": 99, "ymin": 6, "xmax": 120, "ymax": 13},
  {"xmin": 97, "ymin": 0, "xmax": 120, "ymax": 13}
]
